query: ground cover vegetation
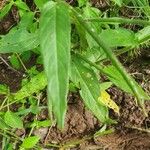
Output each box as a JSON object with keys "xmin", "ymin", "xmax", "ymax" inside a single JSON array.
[{"xmin": 0, "ymin": 0, "xmax": 150, "ymax": 149}]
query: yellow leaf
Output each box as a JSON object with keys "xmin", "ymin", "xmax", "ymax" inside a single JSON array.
[{"xmin": 98, "ymin": 90, "xmax": 120, "ymax": 114}]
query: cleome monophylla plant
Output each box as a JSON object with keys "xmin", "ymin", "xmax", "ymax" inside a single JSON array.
[{"xmin": 0, "ymin": 0, "xmax": 150, "ymax": 130}]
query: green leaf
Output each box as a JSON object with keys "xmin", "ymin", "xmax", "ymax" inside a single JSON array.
[
  {"xmin": 0, "ymin": 29, "xmax": 39, "ymax": 53},
  {"xmin": 6, "ymin": 143, "xmax": 13, "ymax": 150},
  {"xmin": 0, "ymin": 1, "xmax": 14, "ymax": 19},
  {"xmin": 136, "ymin": 26, "xmax": 150, "ymax": 43},
  {"xmin": 4, "ymin": 111, "xmax": 23, "ymax": 129},
  {"xmin": 9, "ymin": 54, "xmax": 21, "ymax": 69},
  {"xmin": 40, "ymin": 2, "xmax": 71, "ymax": 128},
  {"xmin": 21, "ymin": 51, "xmax": 32, "ymax": 62},
  {"xmin": 132, "ymin": 0, "xmax": 150, "ymax": 18},
  {"xmin": 0, "ymin": 117, "xmax": 9, "ymax": 130},
  {"xmin": 72, "ymin": 56, "xmax": 111, "ymax": 123},
  {"xmin": 111, "ymin": 0, "xmax": 122, "ymax": 6},
  {"xmin": 77, "ymin": 0, "xmax": 87, "ymax": 7},
  {"xmin": 15, "ymin": 0, "xmax": 30, "ymax": 11},
  {"xmin": 14, "ymin": 72, "xmax": 47, "ymax": 100},
  {"xmin": 18, "ymin": 12, "xmax": 35, "ymax": 29},
  {"xmin": 0, "ymin": 84, "xmax": 9, "ymax": 95},
  {"xmin": 99, "ymin": 28, "xmax": 138, "ymax": 47},
  {"xmin": 83, "ymin": 6, "xmax": 101, "ymax": 49},
  {"xmin": 84, "ymin": 47, "xmax": 107, "ymax": 63},
  {"xmin": 34, "ymin": 120, "xmax": 52, "ymax": 128},
  {"xmin": 34, "ymin": 0, "xmax": 48, "ymax": 10},
  {"xmin": 100, "ymin": 82, "xmax": 112, "ymax": 91},
  {"xmin": 21, "ymin": 136, "xmax": 40, "ymax": 149},
  {"xmin": 104, "ymin": 65, "xmax": 150, "ymax": 100}
]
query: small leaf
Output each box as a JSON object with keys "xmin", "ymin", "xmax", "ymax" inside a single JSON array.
[
  {"xmin": 7, "ymin": 143, "xmax": 13, "ymax": 150},
  {"xmin": 0, "ymin": 29, "xmax": 39, "ymax": 53},
  {"xmin": 100, "ymin": 82, "xmax": 112, "ymax": 91},
  {"xmin": 4, "ymin": 111, "xmax": 23, "ymax": 129},
  {"xmin": 0, "ymin": 1, "xmax": 14, "ymax": 19},
  {"xmin": 83, "ymin": 6, "xmax": 101, "ymax": 49},
  {"xmin": 21, "ymin": 51, "xmax": 32, "ymax": 62},
  {"xmin": 35, "ymin": 120, "xmax": 52, "ymax": 128},
  {"xmin": 98, "ymin": 91, "xmax": 120, "ymax": 114},
  {"xmin": 21, "ymin": 136, "xmax": 40, "ymax": 148},
  {"xmin": 0, "ymin": 117, "xmax": 9, "ymax": 130},
  {"xmin": 9, "ymin": 54, "xmax": 21, "ymax": 69},
  {"xmin": 77, "ymin": 0, "xmax": 87, "ymax": 7},
  {"xmin": 14, "ymin": 72, "xmax": 47, "ymax": 100},
  {"xmin": 94, "ymin": 128, "xmax": 114, "ymax": 138},
  {"xmin": 0, "ymin": 84, "xmax": 9, "ymax": 95},
  {"xmin": 136, "ymin": 26, "xmax": 150, "ymax": 43},
  {"xmin": 99, "ymin": 28, "xmax": 138, "ymax": 47},
  {"xmin": 15, "ymin": 0, "xmax": 30, "ymax": 11}
]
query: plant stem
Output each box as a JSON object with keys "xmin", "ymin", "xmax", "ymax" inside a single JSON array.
[
  {"xmin": 0, "ymin": 55, "xmax": 20, "ymax": 73},
  {"xmin": 85, "ymin": 17, "xmax": 150, "ymax": 26},
  {"xmin": 61, "ymin": 129, "xmax": 114, "ymax": 149},
  {"xmin": 71, "ymin": 7, "xmax": 147, "ymax": 115},
  {"xmin": 28, "ymin": 93, "xmax": 41, "ymax": 137},
  {"xmin": 74, "ymin": 53, "xmax": 110, "ymax": 77},
  {"xmin": 15, "ymin": 53, "xmax": 27, "ymax": 72},
  {"xmin": 125, "ymin": 125, "xmax": 150, "ymax": 133}
]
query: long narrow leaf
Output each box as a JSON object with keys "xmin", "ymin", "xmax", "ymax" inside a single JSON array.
[
  {"xmin": 40, "ymin": 2, "xmax": 71, "ymax": 128},
  {"xmin": 103, "ymin": 65, "xmax": 150, "ymax": 100},
  {"xmin": 72, "ymin": 56, "xmax": 114, "ymax": 123}
]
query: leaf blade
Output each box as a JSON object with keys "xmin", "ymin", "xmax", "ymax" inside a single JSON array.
[
  {"xmin": 21, "ymin": 136, "xmax": 40, "ymax": 149},
  {"xmin": 104, "ymin": 65, "xmax": 150, "ymax": 100},
  {"xmin": 72, "ymin": 56, "xmax": 111, "ymax": 123},
  {"xmin": 98, "ymin": 91, "xmax": 119, "ymax": 114},
  {"xmin": 40, "ymin": 2, "xmax": 71, "ymax": 128},
  {"xmin": 4, "ymin": 111, "xmax": 23, "ymax": 129},
  {"xmin": 0, "ymin": 29, "xmax": 39, "ymax": 53}
]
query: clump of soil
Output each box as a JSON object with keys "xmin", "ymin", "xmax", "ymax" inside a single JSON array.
[{"xmin": 43, "ymin": 94, "xmax": 99, "ymax": 144}]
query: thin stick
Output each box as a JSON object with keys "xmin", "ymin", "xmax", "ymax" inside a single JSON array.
[
  {"xmin": 0, "ymin": 56, "xmax": 20, "ymax": 73},
  {"xmin": 15, "ymin": 53, "xmax": 27, "ymax": 72},
  {"xmin": 125, "ymin": 125, "xmax": 150, "ymax": 133}
]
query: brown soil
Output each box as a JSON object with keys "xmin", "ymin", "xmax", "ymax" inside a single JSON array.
[{"xmin": 0, "ymin": 61, "xmax": 23, "ymax": 92}]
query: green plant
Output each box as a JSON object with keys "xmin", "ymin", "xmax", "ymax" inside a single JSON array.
[{"xmin": 0, "ymin": 0, "xmax": 150, "ymax": 148}]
